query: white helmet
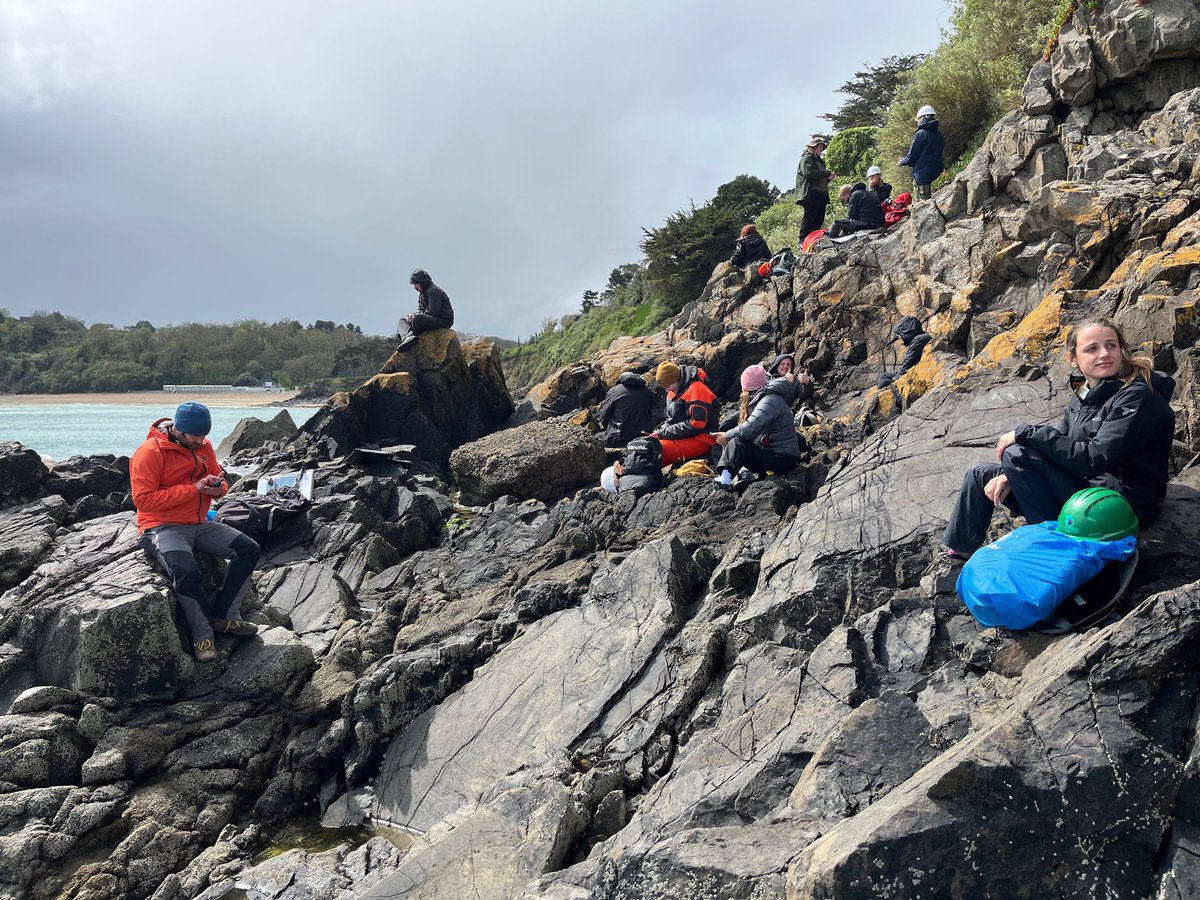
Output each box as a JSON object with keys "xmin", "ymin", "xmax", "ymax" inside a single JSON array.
[
  {"xmin": 600, "ymin": 465, "xmax": 618, "ymax": 495},
  {"xmin": 916, "ymin": 105, "xmax": 936, "ymax": 121},
  {"xmin": 866, "ymin": 165, "xmax": 882, "ymax": 176}
]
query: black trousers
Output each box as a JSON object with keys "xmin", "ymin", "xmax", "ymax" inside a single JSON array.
[
  {"xmin": 942, "ymin": 444, "xmax": 1089, "ymax": 555},
  {"xmin": 397, "ymin": 313, "xmax": 451, "ymax": 343},
  {"xmin": 828, "ymin": 219, "xmax": 876, "ymax": 238},
  {"xmin": 717, "ymin": 438, "xmax": 799, "ymax": 477},
  {"xmin": 800, "ymin": 192, "xmax": 829, "ymax": 238}
]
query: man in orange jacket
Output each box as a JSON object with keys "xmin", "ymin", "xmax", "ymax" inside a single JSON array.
[
  {"xmin": 653, "ymin": 361, "xmax": 720, "ymax": 466},
  {"xmin": 129, "ymin": 402, "xmax": 261, "ymax": 663}
]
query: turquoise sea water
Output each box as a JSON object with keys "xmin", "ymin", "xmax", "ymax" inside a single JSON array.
[{"xmin": 0, "ymin": 404, "xmax": 319, "ymax": 462}]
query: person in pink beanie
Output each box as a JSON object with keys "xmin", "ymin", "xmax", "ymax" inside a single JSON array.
[{"xmin": 712, "ymin": 364, "xmax": 806, "ymax": 489}]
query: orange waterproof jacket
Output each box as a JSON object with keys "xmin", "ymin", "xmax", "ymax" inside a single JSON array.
[
  {"xmin": 129, "ymin": 418, "xmax": 227, "ymax": 532},
  {"xmin": 658, "ymin": 366, "xmax": 719, "ymax": 440}
]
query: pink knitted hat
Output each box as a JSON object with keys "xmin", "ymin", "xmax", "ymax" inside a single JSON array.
[{"xmin": 740, "ymin": 364, "xmax": 768, "ymax": 392}]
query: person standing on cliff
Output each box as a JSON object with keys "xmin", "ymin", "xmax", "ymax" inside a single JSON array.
[
  {"xmin": 129, "ymin": 402, "xmax": 261, "ymax": 663},
  {"xmin": 396, "ymin": 269, "xmax": 455, "ymax": 351},
  {"xmin": 795, "ymin": 138, "xmax": 835, "ymax": 241},
  {"xmin": 898, "ymin": 105, "xmax": 945, "ymax": 201}
]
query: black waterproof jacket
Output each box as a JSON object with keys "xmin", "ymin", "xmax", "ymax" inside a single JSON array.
[
  {"xmin": 599, "ymin": 372, "xmax": 655, "ymax": 448},
  {"xmin": 1014, "ymin": 372, "xmax": 1176, "ymax": 524},
  {"xmin": 867, "ymin": 180, "xmax": 893, "ymax": 204},
  {"xmin": 730, "ymin": 233, "xmax": 772, "ymax": 267},
  {"xmin": 848, "ymin": 182, "xmax": 885, "ymax": 227},
  {"xmin": 876, "ymin": 317, "xmax": 932, "ymax": 388},
  {"xmin": 418, "ymin": 283, "xmax": 455, "ymax": 327}
]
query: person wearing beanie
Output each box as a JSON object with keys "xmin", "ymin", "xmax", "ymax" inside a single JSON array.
[
  {"xmin": 729, "ymin": 223, "xmax": 772, "ymax": 269},
  {"xmin": 129, "ymin": 401, "xmax": 262, "ymax": 663},
  {"xmin": 598, "ymin": 371, "xmax": 656, "ymax": 448},
  {"xmin": 712, "ymin": 364, "xmax": 806, "ymax": 489},
  {"xmin": 396, "ymin": 268, "xmax": 455, "ymax": 352},
  {"xmin": 650, "ymin": 360, "xmax": 719, "ymax": 466}
]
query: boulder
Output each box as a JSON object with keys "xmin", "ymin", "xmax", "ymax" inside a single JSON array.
[
  {"xmin": 0, "ymin": 496, "xmax": 69, "ymax": 591},
  {"xmin": 215, "ymin": 409, "xmax": 296, "ymax": 459},
  {"xmin": 0, "ymin": 442, "xmax": 49, "ymax": 508},
  {"xmin": 44, "ymin": 454, "xmax": 131, "ymax": 505},
  {"xmin": 450, "ymin": 419, "xmax": 607, "ymax": 505},
  {"xmin": 298, "ymin": 331, "xmax": 514, "ymax": 469}
]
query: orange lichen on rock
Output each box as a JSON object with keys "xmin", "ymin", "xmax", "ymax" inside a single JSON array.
[{"xmin": 957, "ymin": 290, "xmax": 1066, "ymax": 380}]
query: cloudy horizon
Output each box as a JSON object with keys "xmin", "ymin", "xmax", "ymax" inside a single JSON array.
[{"xmin": 0, "ymin": 1, "xmax": 949, "ymax": 340}]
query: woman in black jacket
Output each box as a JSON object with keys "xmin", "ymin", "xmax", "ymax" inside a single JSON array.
[
  {"xmin": 730, "ymin": 224, "xmax": 771, "ymax": 268},
  {"xmin": 941, "ymin": 317, "xmax": 1175, "ymax": 561}
]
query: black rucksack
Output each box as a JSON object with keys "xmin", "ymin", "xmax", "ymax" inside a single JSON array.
[
  {"xmin": 617, "ymin": 436, "xmax": 665, "ymax": 497},
  {"xmin": 214, "ymin": 486, "xmax": 310, "ymax": 537}
]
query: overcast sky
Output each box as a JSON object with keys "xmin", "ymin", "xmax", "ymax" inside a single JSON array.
[{"xmin": 0, "ymin": 1, "xmax": 948, "ymax": 340}]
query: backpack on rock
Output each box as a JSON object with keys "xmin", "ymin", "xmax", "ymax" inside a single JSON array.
[{"xmin": 215, "ymin": 486, "xmax": 311, "ymax": 537}]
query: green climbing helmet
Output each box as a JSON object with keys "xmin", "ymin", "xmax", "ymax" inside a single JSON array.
[{"xmin": 1056, "ymin": 487, "xmax": 1139, "ymax": 542}]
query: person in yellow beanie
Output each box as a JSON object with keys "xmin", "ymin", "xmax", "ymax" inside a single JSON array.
[{"xmin": 650, "ymin": 361, "xmax": 719, "ymax": 465}]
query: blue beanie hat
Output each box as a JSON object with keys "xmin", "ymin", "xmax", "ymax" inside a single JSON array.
[{"xmin": 174, "ymin": 401, "xmax": 212, "ymax": 436}]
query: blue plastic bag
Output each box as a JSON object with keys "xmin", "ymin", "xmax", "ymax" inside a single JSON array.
[{"xmin": 957, "ymin": 521, "xmax": 1137, "ymax": 630}]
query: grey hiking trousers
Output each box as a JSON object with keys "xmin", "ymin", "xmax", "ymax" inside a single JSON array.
[{"xmin": 139, "ymin": 522, "xmax": 261, "ymax": 642}]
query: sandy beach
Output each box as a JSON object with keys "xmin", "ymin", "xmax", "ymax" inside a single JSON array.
[{"xmin": 0, "ymin": 391, "xmax": 303, "ymax": 408}]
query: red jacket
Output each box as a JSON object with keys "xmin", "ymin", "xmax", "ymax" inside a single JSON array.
[
  {"xmin": 658, "ymin": 366, "xmax": 719, "ymax": 440},
  {"xmin": 129, "ymin": 418, "xmax": 227, "ymax": 532}
]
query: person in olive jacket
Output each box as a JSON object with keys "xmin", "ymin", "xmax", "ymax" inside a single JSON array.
[
  {"xmin": 730, "ymin": 223, "xmax": 772, "ymax": 268},
  {"xmin": 940, "ymin": 317, "xmax": 1175, "ymax": 561},
  {"xmin": 795, "ymin": 138, "xmax": 834, "ymax": 240},
  {"xmin": 599, "ymin": 371, "xmax": 656, "ymax": 448},
  {"xmin": 397, "ymin": 269, "xmax": 455, "ymax": 351}
]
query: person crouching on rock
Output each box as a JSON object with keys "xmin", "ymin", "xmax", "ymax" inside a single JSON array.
[
  {"xmin": 129, "ymin": 402, "xmax": 261, "ymax": 663},
  {"xmin": 396, "ymin": 268, "xmax": 455, "ymax": 352},
  {"xmin": 651, "ymin": 361, "xmax": 719, "ymax": 466},
  {"xmin": 730, "ymin": 223, "xmax": 771, "ymax": 269},
  {"xmin": 712, "ymin": 364, "xmax": 806, "ymax": 489},
  {"xmin": 599, "ymin": 371, "xmax": 656, "ymax": 448},
  {"xmin": 937, "ymin": 317, "xmax": 1175, "ymax": 572}
]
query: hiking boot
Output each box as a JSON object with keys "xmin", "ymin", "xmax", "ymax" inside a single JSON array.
[
  {"xmin": 213, "ymin": 618, "xmax": 258, "ymax": 637},
  {"xmin": 395, "ymin": 336, "xmax": 418, "ymax": 352},
  {"xmin": 921, "ymin": 549, "xmax": 969, "ymax": 598},
  {"xmin": 194, "ymin": 638, "xmax": 217, "ymax": 663}
]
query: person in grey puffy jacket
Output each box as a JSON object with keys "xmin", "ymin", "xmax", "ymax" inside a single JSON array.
[{"xmin": 713, "ymin": 364, "xmax": 806, "ymax": 486}]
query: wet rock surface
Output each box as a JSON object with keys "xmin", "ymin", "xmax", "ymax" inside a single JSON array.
[{"xmin": 3, "ymin": 3, "xmax": 1200, "ymax": 897}]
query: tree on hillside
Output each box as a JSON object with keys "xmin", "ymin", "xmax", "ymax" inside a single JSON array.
[
  {"xmin": 640, "ymin": 175, "xmax": 779, "ymax": 315},
  {"xmin": 826, "ymin": 126, "xmax": 880, "ymax": 184},
  {"xmin": 580, "ymin": 290, "xmax": 600, "ymax": 314},
  {"xmin": 822, "ymin": 54, "xmax": 927, "ymax": 131}
]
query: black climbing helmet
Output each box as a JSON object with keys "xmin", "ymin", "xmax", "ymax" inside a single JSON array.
[{"xmin": 410, "ymin": 269, "xmax": 433, "ymax": 287}]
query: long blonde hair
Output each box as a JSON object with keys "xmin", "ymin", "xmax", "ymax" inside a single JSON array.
[
  {"xmin": 1065, "ymin": 316, "xmax": 1153, "ymax": 385},
  {"xmin": 738, "ymin": 391, "xmax": 750, "ymax": 424}
]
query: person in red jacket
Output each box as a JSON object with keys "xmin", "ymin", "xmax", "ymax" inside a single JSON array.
[
  {"xmin": 129, "ymin": 402, "xmax": 261, "ymax": 663},
  {"xmin": 652, "ymin": 361, "xmax": 719, "ymax": 466}
]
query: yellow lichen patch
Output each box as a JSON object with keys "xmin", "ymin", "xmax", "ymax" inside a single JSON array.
[
  {"xmin": 1101, "ymin": 249, "xmax": 1147, "ymax": 289},
  {"xmin": 329, "ymin": 391, "xmax": 351, "ymax": 411},
  {"xmin": 361, "ymin": 372, "xmax": 414, "ymax": 396},
  {"xmin": 956, "ymin": 291, "xmax": 1066, "ymax": 380},
  {"xmin": 1177, "ymin": 297, "xmax": 1198, "ymax": 327},
  {"xmin": 872, "ymin": 385, "xmax": 896, "ymax": 418},
  {"xmin": 950, "ymin": 290, "xmax": 974, "ymax": 314},
  {"xmin": 821, "ymin": 291, "xmax": 846, "ymax": 308},
  {"xmin": 893, "ymin": 346, "xmax": 947, "ymax": 404},
  {"xmin": 1154, "ymin": 245, "xmax": 1200, "ymax": 277}
]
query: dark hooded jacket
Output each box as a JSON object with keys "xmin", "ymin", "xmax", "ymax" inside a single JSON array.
[
  {"xmin": 768, "ymin": 354, "xmax": 815, "ymax": 407},
  {"xmin": 1014, "ymin": 371, "xmax": 1175, "ymax": 525},
  {"xmin": 877, "ymin": 317, "xmax": 932, "ymax": 388},
  {"xmin": 730, "ymin": 233, "xmax": 772, "ymax": 267},
  {"xmin": 658, "ymin": 366, "xmax": 719, "ymax": 440},
  {"xmin": 723, "ymin": 379, "xmax": 804, "ymax": 458},
  {"xmin": 599, "ymin": 372, "xmax": 655, "ymax": 448},
  {"xmin": 848, "ymin": 181, "xmax": 885, "ymax": 227},
  {"xmin": 418, "ymin": 283, "xmax": 454, "ymax": 327},
  {"xmin": 866, "ymin": 179, "xmax": 893, "ymax": 204},
  {"xmin": 900, "ymin": 119, "xmax": 946, "ymax": 186}
]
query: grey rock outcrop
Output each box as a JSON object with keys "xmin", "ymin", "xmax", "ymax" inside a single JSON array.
[
  {"xmin": 450, "ymin": 419, "xmax": 608, "ymax": 505},
  {"xmin": 216, "ymin": 409, "xmax": 296, "ymax": 459}
]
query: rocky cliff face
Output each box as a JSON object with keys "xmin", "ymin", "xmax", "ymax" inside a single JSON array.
[{"xmin": 2, "ymin": 3, "xmax": 1200, "ymax": 898}]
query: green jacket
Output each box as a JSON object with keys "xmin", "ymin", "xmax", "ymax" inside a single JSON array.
[{"xmin": 795, "ymin": 151, "xmax": 830, "ymax": 202}]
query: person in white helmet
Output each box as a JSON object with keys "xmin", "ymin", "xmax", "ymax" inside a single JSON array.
[
  {"xmin": 898, "ymin": 105, "xmax": 945, "ymax": 201},
  {"xmin": 865, "ymin": 165, "xmax": 892, "ymax": 204}
]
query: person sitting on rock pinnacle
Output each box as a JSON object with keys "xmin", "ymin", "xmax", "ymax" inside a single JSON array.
[
  {"xmin": 899, "ymin": 105, "xmax": 945, "ymax": 201},
  {"xmin": 877, "ymin": 317, "xmax": 932, "ymax": 388},
  {"xmin": 730, "ymin": 223, "xmax": 772, "ymax": 269},
  {"xmin": 795, "ymin": 137, "xmax": 834, "ymax": 241},
  {"xmin": 828, "ymin": 181, "xmax": 885, "ymax": 239},
  {"xmin": 651, "ymin": 361, "xmax": 720, "ymax": 466},
  {"xmin": 865, "ymin": 165, "xmax": 892, "ymax": 204},
  {"xmin": 938, "ymin": 317, "xmax": 1175, "ymax": 571},
  {"xmin": 129, "ymin": 402, "xmax": 261, "ymax": 663},
  {"xmin": 396, "ymin": 269, "xmax": 455, "ymax": 352},
  {"xmin": 768, "ymin": 353, "xmax": 815, "ymax": 409},
  {"xmin": 712, "ymin": 364, "xmax": 806, "ymax": 489},
  {"xmin": 599, "ymin": 371, "xmax": 656, "ymax": 449}
]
